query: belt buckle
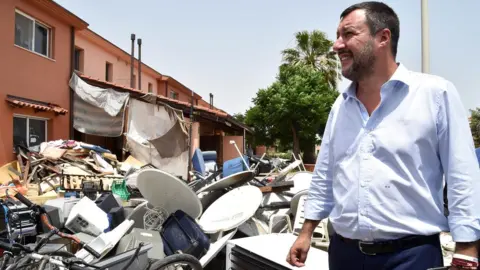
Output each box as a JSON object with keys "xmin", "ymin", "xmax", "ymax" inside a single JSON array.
[{"xmin": 358, "ymin": 241, "xmax": 377, "ymax": 256}]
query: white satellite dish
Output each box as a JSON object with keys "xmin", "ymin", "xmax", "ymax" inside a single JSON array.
[
  {"xmin": 198, "ymin": 185, "xmax": 262, "ymax": 234},
  {"xmin": 136, "ymin": 169, "xmax": 202, "ymax": 219},
  {"xmin": 196, "ymin": 171, "xmax": 254, "ymax": 194}
]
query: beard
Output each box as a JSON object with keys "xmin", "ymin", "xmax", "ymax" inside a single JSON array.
[{"xmin": 341, "ymin": 39, "xmax": 376, "ymax": 82}]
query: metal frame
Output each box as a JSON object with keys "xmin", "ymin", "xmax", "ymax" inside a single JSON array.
[
  {"xmin": 15, "ymin": 9, "xmax": 51, "ymax": 58},
  {"xmin": 13, "ymin": 114, "xmax": 49, "ymax": 147}
]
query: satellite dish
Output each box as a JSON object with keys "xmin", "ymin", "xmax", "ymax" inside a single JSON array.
[
  {"xmin": 198, "ymin": 185, "xmax": 262, "ymax": 234},
  {"xmin": 196, "ymin": 171, "xmax": 254, "ymax": 194},
  {"xmin": 136, "ymin": 169, "xmax": 202, "ymax": 219}
]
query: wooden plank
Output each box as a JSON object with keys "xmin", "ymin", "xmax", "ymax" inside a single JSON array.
[
  {"xmin": 266, "ymin": 181, "xmax": 294, "ymax": 188},
  {"xmin": 259, "ymin": 181, "xmax": 294, "ymax": 193}
]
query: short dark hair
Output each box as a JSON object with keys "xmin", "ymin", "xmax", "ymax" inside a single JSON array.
[{"xmin": 340, "ymin": 1, "xmax": 400, "ymax": 58}]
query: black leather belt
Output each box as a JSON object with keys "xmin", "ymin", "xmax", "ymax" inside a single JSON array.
[{"xmin": 336, "ymin": 233, "xmax": 440, "ymax": 256}]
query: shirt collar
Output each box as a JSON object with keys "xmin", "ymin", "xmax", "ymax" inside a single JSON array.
[{"xmin": 342, "ymin": 63, "xmax": 410, "ymax": 100}]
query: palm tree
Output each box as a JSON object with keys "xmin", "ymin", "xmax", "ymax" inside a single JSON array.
[{"xmin": 282, "ymin": 30, "xmax": 340, "ymax": 89}]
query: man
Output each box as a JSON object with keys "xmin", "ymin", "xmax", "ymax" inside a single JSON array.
[{"xmin": 287, "ymin": 2, "xmax": 480, "ymax": 269}]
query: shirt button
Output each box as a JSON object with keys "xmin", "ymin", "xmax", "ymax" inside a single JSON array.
[
  {"xmin": 360, "ymin": 210, "xmax": 366, "ymax": 216},
  {"xmin": 360, "ymin": 182, "xmax": 366, "ymax": 187}
]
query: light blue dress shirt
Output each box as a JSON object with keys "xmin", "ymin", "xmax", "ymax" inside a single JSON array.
[{"xmin": 304, "ymin": 63, "xmax": 480, "ymax": 242}]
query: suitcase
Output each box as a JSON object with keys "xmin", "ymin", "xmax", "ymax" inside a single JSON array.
[{"xmin": 160, "ymin": 210, "xmax": 210, "ymax": 259}]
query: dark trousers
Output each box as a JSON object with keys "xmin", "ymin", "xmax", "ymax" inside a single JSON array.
[{"xmin": 328, "ymin": 234, "xmax": 444, "ymax": 270}]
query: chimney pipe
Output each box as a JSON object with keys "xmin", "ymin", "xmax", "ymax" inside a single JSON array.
[
  {"xmin": 137, "ymin": 38, "xmax": 142, "ymax": 90},
  {"xmin": 209, "ymin": 93, "xmax": 213, "ymax": 109},
  {"xmin": 130, "ymin": 34, "xmax": 135, "ymax": 88}
]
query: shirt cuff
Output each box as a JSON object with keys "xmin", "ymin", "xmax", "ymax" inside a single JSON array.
[
  {"xmin": 448, "ymin": 216, "xmax": 480, "ymax": 242},
  {"xmin": 304, "ymin": 202, "xmax": 330, "ymax": 221}
]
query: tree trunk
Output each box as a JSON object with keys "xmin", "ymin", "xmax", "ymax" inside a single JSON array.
[
  {"xmin": 302, "ymin": 141, "xmax": 317, "ymax": 164},
  {"xmin": 291, "ymin": 124, "xmax": 301, "ymax": 159}
]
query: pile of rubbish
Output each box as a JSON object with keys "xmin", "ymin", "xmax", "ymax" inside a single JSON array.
[
  {"xmin": 0, "ymin": 137, "xmax": 330, "ymax": 269},
  {"xmin": 0, "ymin": 140, "xmax": 149, "ymax": 205}
]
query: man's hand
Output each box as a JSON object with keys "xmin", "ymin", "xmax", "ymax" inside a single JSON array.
[{"xmin": 286, "ymin": 235, "xmax": 311, "ymax": 267}]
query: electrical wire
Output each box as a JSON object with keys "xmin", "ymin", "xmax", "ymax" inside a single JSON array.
[{"xmin": 120, "ymin": 242, "xmax": 143, "ymax": 270}]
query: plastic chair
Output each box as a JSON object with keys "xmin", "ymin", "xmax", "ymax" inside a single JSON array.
[{"xmin": 292, "ymin": 194, "xmax": 330, "ymax": 251}]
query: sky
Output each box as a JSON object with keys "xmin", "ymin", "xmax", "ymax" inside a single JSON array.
[{"xmin": 55, "ymin": 0, "xmax": 480, "ymax": 116}]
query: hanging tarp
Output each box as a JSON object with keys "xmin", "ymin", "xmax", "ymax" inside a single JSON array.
[
  {"xmin": 69, "ymin": 73, "xmax": 129, "ymax": 137},
  {"xmin": 148, "ymin": 120, "xmax": 188, "ymax": 158},
  {"xmin": 126, "ymin": 99, "xmax": 189, "ymax": 179},
  {"xmin": 126, "ymin": 135, "xmax": 189, "ymax": 180}
]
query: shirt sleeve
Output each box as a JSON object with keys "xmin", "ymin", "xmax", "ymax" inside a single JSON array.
[
  {"xmin": 437, "ymin": 80, "xmax": 480, "ymax": 242},
  {"xmin": 304, "ymin": 109, "xmax": 335, "ymax": 221}
]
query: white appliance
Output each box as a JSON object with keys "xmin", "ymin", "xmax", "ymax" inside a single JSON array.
[{"xmin": 225, "ymin": 234, "xmax": 329, "ymax": 270}]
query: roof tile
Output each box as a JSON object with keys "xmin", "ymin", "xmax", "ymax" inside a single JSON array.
[{"xmin": 6, "ymin": 96, "xmax": 68, "ymax": 115}]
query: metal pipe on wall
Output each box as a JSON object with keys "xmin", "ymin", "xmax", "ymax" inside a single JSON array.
[
  {"xmin": 421, "ymin": 0, "xmax": 430, "ymax": 73},
  {"xmin": 69, "ymin": 26, "xmax": 75, "ymax": 139},
  {"xmin": 137, "ymin": 38, "xmax": 142, "ymax": 90},
  {"xmin": 130, "ymin": 34, "xmax": 136, "ymax": 88},
  {"xmin": 187, "ymin": 90, "xmax": 194, "ymax": 181}
]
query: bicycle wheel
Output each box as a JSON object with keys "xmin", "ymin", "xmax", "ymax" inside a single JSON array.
[{"xmin": 148, "ymin": 254, "xmax": 202, "ymax": 270}]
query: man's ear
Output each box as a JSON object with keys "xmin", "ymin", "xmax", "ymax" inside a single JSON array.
[{"xmin": 377, "ymin": 29, "xmax": 391, "ymax": 49}]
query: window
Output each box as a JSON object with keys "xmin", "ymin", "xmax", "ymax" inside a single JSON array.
[
  {"xmin": 170, "ymin": 90, "xmax": 179, "ymax": 100},
  {"xmin": 13, "ymin": 116, "xmax": 47, "ymax": 149},
  {"xmin": 14, "ymin": 11, "xmax": 51, "ymax": 57},
  {"xmin": 74, "ymin": 47, "xmax": 84, "ymax": 72},
  {"xmin": 148, "ymin": 83, "xmax": 153, "ymax": 93},
  {"xmin": 105, "ymin": 62, "xmax": 113, "ymax": 82}
]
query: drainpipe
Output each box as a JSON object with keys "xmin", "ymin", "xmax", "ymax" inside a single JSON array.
[
  {"xmin": 130, "ymin": 34, "xmax": 135, "ymax": 88},
  {"xmin": 69, "ymin": 26, "xmax": 75, "ymax": 139},
  {"xmin": 137, "ymin": 38, "xmax": 142, "ymax": 90},
  {"xmin": 187, "ymin": 89, "xmax": 194, "ymax": 182}
]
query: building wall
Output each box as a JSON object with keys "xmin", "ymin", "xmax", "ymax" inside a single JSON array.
[
  {"xmin": 157, "ymin": 81, "xmax": 193, "ymax": 102},
  {"xmin": 223, "ymin": 136, "xmax": 244, "ymax": 162},
  {"xmin": 0, "ymin": 0, "xmax": 73, "ymax": 163},
  {"xmin": 75, "ymin": 32, "xmax": 159, "ymax": 93},
  {"xmin": 198, "ymin": 99, "xmax": 210, "ymax": 108}
]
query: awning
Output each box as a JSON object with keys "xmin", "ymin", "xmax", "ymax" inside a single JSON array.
[{"xmin": 6, "ymin": 95, "xmax": 68, "ymax": 115}]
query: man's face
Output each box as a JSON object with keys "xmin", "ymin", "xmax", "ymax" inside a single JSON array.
[{"xmin": 333, "ymin": 9, "xmax": 376, "ymax": 82}]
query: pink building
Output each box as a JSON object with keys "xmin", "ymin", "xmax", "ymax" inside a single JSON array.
[
  {"xmin": 74, "ymin": 29, "xmax": 202, "ymax": 103},
  {"xmin": 0, "ymin": 0, "xmax": 250, "ymax": 166},
  {"xmin": 0, "ymin": 0, "xmax": 87, "ymax": 164}
]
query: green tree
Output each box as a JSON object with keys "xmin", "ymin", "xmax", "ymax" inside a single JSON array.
[
  {"xmin": 245, "ymin": 64, "xmax": 337, "ymax": 163},
  {"xmin": 232, "ymin": 113, "xmax": 246, "ymax": 123},
  {"xmin": 470, "ymin": 108, "xmax": 480, "ymax": 148},
  {"xmin": 282, "ymin": 30, "xmax": 340, "ymax": 89}
]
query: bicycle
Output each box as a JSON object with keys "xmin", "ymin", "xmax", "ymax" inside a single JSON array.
[
  {"xmin": 0, "ymin": 191, "xmax": 101, "ymax": 270},
  {"xmin": 0, "ymin": 192, "xmax": 204, "ymax": 270},
  {"xmin": 147, "ymin": 253, "xmax": 203, "ymax": 270}
]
